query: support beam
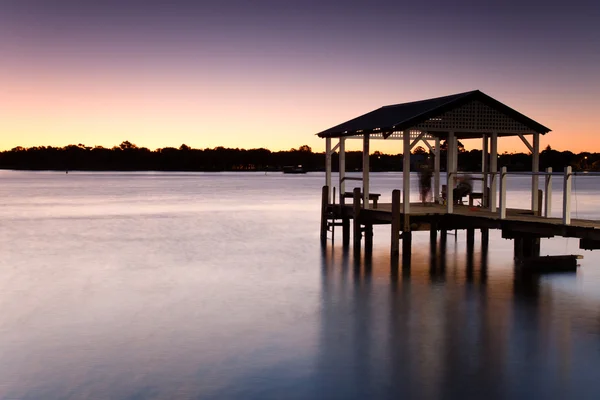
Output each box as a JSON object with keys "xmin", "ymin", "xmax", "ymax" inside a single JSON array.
[
  {"xmin": 339, "ymin": 138, "xmax": 346, "ymax": 204},
  {"xmin": 517, "ymin": 133, "xmax": 534, "ymax": 153},
  {"xmin": 434, "ymin": 137, "xmax": 441, "ymax": 203},
  {"xmin": 363, "ymin": 133, "xmax": 370, "ymax": 209},
  {"xmin": 544, "ymin": 167, "xmax": 552, "ymax": 217},
  {"xmin": 563, "ymin": 166, "xmax": 572, "ymax": 225},
  {"xmin": 403, "ymin": 130, "xmax": 411, "ymax": 215},
  {"xmin": 409, "ymin": 131, "xmax": 426, "ymax": 149},
  {"xmin": 446, "ymin": 132, "xmax": 455, "ymax": 213},
  {"xmin": 531, "ymin": 132, "xmax": 540, "ymax": 213},
  {"xmin": 499, "ymin": 166, "xmax": 507, "ymax": 219},
  {"xmin": 490, "ymin": 132, "xmax": 498, "ymax": 212},
  {"xmin": 422, "ymin": 140, "xmax": 433, "ymax": 152},
  {"xmin": 325, "ymin": 138, "xmax": 332, "ymax": 202}
]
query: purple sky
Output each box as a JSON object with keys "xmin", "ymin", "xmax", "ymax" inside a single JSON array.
[{"xmin": 1, "ymin": 0, "xmax": 598, "ymax": 152}]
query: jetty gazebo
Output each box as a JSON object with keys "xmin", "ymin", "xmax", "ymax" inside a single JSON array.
[{"xmin": 318, "ymin": 90, "xmax": 550, "ymax": 214}]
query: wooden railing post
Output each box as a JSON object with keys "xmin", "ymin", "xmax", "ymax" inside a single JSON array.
[
  {"xmin": 499, "ymin": 167, "xmax": 507, "ymax": 219},
  {"xmin": 563, "ymin": 166, "xmax": 572, "ymax": 225},
  {"xmin": 544, "ymin": 167, "xmax": 552, "ymax": 217},
  {"xmin": 447, "ymin": 172, "xmax": 454, "ymax": 213}
]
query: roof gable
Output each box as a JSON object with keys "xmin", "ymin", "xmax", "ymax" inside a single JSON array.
[{"xmin": 316, "ymin": 90, "xmax": 550, "ymax": 138}]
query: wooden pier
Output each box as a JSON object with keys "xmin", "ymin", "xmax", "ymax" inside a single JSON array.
[{"xmin": 316, "ymin": 90, "xmax": 600, "ymax": 262}]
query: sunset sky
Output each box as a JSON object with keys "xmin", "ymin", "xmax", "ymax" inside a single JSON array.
[{"xmin": 1, "ymin": 0, "xmax": 598, "ymax": 153}]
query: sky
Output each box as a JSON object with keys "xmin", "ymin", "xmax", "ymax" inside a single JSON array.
[{"xmin": 0, "ymin": 0, "xmax": 598, "ymax": 153}]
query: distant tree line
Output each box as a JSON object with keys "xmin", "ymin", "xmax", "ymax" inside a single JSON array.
[{"xmin": 0, "ymin": 141, "xmax": 596, "ymax": 172}]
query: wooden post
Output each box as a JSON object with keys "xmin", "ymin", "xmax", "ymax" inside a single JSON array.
[
  {"xmin": 563, "ymin": 166, "xmax": 572, "ymax": 225},
  {"xmin": 544, "ymin": 167, "xmax": 552, "ymax": 217},
  {"xmin": 320, "ymin": 185, "xmax": 329, "ymax": 243},
  {"xmin": 499, "ymin": 166, "xmax": 507, "ymax": 219},
  {"xmin": 446, "ymin": 132, "xmax": 455, "ymax": 213},
  {"xmin": 482, "ymin": 134, "xmax": 489, "ymax": 207},
  {"xmin": 403, "ymin": 129, "xmax": 411, "ymax": 215},
  {"xmin": 536, "ymin": 189, "xmax": 543, "ymax": 217},
  {"xmin": 353, "ymin": 187, "xmax": 362, "ymax": 249},
  {"xmin": 391, "ymin": 189, "xmax": 401, "ymax": 256},
  {"xmin": 490, "ymin": 131, "xmax": 498, "ymax": 212},
  {"xmin": 531, "ymin": 132, "xmax": 540, "ymax": 213},
  {"xmin": 339, "ymin": 137, "xmax": 346, "ymax": 204},
  {"xmin": 434, "ymin": 136, "xmax": 441, "ymax": 203},
  {"xmin": 514, "ymin": 237, "xmax": 524, "ymax": 260},
  {"xmin": 325, "ymin": 137, "xmax": 332, "ymax": 203},
  {"xmin": 363, "ymin": 133, "xmax": 370, "ymax": 209}
]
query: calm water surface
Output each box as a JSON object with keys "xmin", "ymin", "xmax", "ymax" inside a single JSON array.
[{"xmin": 1, "ymin": 171, "xmax": 599, "ymax": 399}]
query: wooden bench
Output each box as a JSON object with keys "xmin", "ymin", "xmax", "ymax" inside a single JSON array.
[{"xmin": 343, "ymin": 192, "xmax": 381, "ymax": 208}]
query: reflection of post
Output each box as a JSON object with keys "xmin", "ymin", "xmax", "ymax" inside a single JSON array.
[
  {"xmin": 430, "ymin": 220, "xmax": 438, "ymax": 269},
  {"xmin": 480, "ymin": 229, "xmax": 488, "ymax": 283},
  {"xmin": 364, "ymin": 223, "xmax": 373, "ymax": 255},
  {"xmin": 466, "ymin": 228, "xmax": 475, "ymax": 281},
  {"xmin": 402, "ymin": 232, "xmax": 412, "ymax": 269}
]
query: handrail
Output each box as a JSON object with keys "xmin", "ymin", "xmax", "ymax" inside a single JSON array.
[{"xmin": 498, "ymin": 166, "xmax": 572, "ymax": 225}]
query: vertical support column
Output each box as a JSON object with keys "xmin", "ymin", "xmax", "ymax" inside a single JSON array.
[
  {"xmin": 353, "ymin": 187, "xmax": 362, "ymax": 249},
  {"xmin": 403, "ymin": 129, "xmax": 411, "ymax": 215},
  {"xmin": 490, "ymin": 132, "xmax": 498, "ymax": 212},
  {"xmin": 544, "ymin": 167, "xmax": 552, "ymax": 217},
  {"xmin": 563, "ymin": 166, "xmax": 572, "ymax": 225},
  {"xmin": 531, "ymin": 132, "xmax": 540, "ymax": 213},
  {"xmin": 363, "ymin": 133, "xmax": 370, "ymax": 209},
  {"xmin": 434, "ymin": 136, "xmax": 441, "ymax": 203},
  {"xmin": 391, "ymin": 189, "xmax": 401, "ymax": 256},
  {"xmin": 325, "ymin": 137, "xmax": 332, "ymax": 203},
  {"xmin": 499, "ymin": 166, "xmax": 507, "ymax": 219},
  {"xmin": 482, "ymin": 134, "xmax": 489, "ymax": 207},
  {"xmin": 446, "ymin": 132, "xmax": 455, "ymax": 213},
  {"xmin": 339, "ymin": 137, "xmax": 346, "ymax": 204},
  {"xmin": 320, "ymin": 185, "xmax": 329, "ymax": 244},
  {"xmin": 452, "ymin": 135, "xmax": 458, "ymax": 173}
]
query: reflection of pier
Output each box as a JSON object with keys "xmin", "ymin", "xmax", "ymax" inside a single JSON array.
[
  {"xmin": 316, "ymin": 90, "xmax": 600, "ymax": 261},
  {"xmin": 316, "ymin": 242, "xmax": 600, "ymax": 398}
]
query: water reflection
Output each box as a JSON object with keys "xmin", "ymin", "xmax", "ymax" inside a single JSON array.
[{"xmin": 318, "ymin": 235, "xmax": 600, "ymax": 399}]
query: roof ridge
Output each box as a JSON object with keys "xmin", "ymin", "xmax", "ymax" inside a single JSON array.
[{"xmin": 381, "ymin": 90, "xmax": 479, "ymax": 109}]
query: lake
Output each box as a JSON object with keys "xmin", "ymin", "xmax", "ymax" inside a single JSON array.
[{"xmin": 1, "ymin": 171, "xmax": 599, "ymax": 399}]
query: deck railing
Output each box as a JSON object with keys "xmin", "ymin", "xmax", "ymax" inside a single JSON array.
[
  {"xmin": 498, "ymin": 167, "xmax": 574, "ymax": 224},
  {"xmin": 448, "ymin": 167, "xmax": 589, "ymax": 225}
]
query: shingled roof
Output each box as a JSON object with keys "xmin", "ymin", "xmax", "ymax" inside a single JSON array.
[{"xmin": 316, "ymin": 90, "xmax": 551, "ymax": 138}]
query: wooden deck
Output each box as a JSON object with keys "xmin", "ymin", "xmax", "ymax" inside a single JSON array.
[{"xmin": 330, "ymin": 202, "xmax": 600, "ymax": 242}]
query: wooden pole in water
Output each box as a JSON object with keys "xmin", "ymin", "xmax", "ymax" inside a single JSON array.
[
  {"xmin": 353, "ymin": 187, "xmax": 362, "ymax": 250},
  {"xmin": 391, "ymin": 189, "xmax": 401, "ymax": 256},
  {"xmin": 544, "ymin": 167, "xmax": 552, "ymax": 217},
  {"xmin": 320, "ymin": 185, "xmax": 329, "ymax": 244}
]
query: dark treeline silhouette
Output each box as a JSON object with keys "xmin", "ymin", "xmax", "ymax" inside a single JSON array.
[{"xmin": 0, "ymin": 141, "xmax": 596, "ymax": 172}]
